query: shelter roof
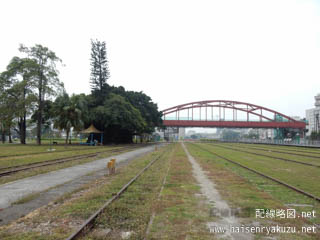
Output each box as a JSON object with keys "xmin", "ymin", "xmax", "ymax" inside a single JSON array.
[{"xmin": 81, "ymin": 124, "xmax": 102, "ymax": 133}]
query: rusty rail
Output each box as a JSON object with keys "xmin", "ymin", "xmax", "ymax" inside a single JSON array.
[
  {"xmin": 208, "ymin": 143, "xmax": 320, "ymax": 168},
  {"xmin": 192, "ymin": 143, "xmax": 320, "ymax": 203},
  {"xmin": 0, "ymin": 146, "xmax": 103, "ymax": 159},
  {"xmin": 0, "ymin": 146, "xmax": 141, "ymax": 177},
  {"xmin": 225, "ymin": 143, "xmax": 320, "ymax": 158},
  {"xmin": 66, "ymin": 148, "xmax": 165, "ymax": 240}
]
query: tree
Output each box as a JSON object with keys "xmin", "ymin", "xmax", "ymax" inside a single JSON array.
[
  {"xmin": 90, "ymin": 93, "xmax": 146, "ymax": 143},
  {"xmin": 19, "ymin": 44, "xmax": 63, "ymax": 145},
  {"xmin": 125, "ymin": 90, "xmax": 162, "ymax": 134},
  {"xmin": 0, "ymin": 71, "xmax": 9, "ymax": 143},
  {"xmin": 53, "ymin": 93, "xmax": 84, "ymax": 144},
  {"xmin": 90, "ymin": 39, "xmax": 110, "ymax": 91},
  {"xmin": 31, "ymin": 100, "xmax": 54, "ymax": 129},
  {"xmin": 108, "ymin": 86, "xmax": 163, "ymax": 135},
  {"xmin": 0, "ymin": 66, "xmax": 22, "ymax": 143},
  {"xmin": 85, "ymin": 41, "xmax": 162, "ymax": 144},
  {"xmin": 1, "ymin": 57, "xmax": 38, "ymax": 144},
  {"xmin": 0, "ymin": 89, "xmax": 15, "ymax": 143}
]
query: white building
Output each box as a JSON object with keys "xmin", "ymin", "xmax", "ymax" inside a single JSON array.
[
  {"xmin": 178, "ymin": 127, "xmax": 186, "ymax": 139},
  {"xmin": 306, "ymin": 94, "xmax": 320, "ymax": 136},
  {"xmin": 258, "ymin": 129, "xmax": 275, "ymax": 139}
]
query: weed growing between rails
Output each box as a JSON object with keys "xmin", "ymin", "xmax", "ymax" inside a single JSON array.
[
  {"xmin": 147, "ymin": 143, "xmax": 214, "ymax": 239},
  {"xmin": 187, "ymin": 143, "xmax": 319, "ymax": 239},
  {"xmin": 0, "ymin": 146, "xmax": 124, "ymax": 168},
  {"xmin": 0, "ymin": 145, "xmax": 172, "ymax": 239},
  {"xmin": 199, "ymin": 143, "xmax": 320, "ymax": 197},
  {"xmin": 0, "ymin": 147, "xmax": 133, "ymax": 185},
  {"xmin": 81, "ymin": 146, "xmax": 173, "ymax": 239}
]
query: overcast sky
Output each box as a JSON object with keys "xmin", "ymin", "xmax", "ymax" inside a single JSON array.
[{"xmin": 1, "ymin": 0, "xmax": 320, "ymax": 118}]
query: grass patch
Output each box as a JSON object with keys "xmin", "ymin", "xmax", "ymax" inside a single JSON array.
[
  {"xmin": 201, "ymin": 143, "xmax": 320, "ymax": 197},
  {"xmin": 0, "ymin": 145, "xmax": 124, "ymax": 168},
  {"xmin": 148, "ymin": 143, "xmax": 213, "ymax": 239},
  {"xmin": 86, "ymin": 148, "xmax": 173, "ymax": 239},
  {"xmin": 187, "ymin": 143, "xmax": 320, "ymax": 239},
  {"xmin": 230, "ymin": 142, "xmax": 320, "ymax": 155},
  {"xmin": 0, "ymin": 144, "xmax": 171, "ymax": 239},
  {"xmin": 12, "ymin": 192, "xmax": 42, "ymax": 205},
  {"xmin": 214, "ymin": 143, "xmax": 320, "ymax": 165},
  {"xmin": 0, "ymin": 146, "xmax": 136, "ymax": 185}
]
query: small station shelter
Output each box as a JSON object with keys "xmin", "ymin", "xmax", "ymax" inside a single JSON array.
[{"xmin": 80, "ymin": 124, "xmax": 103, "ymax": 145}]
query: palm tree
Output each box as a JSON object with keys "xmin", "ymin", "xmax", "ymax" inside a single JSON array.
[{"xmin": 53, "ymin": 93, "xmax": 83, "ymax": 144}]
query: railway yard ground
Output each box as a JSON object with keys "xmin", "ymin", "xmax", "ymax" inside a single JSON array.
[{"xmin": 0, "ymin": 142, "xmax": 319, "ymax": 239}]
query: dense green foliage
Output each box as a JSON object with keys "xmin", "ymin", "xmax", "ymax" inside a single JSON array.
[
  {"xmin": 0, "ymin": 57, "xmax": 39, "ymax": 143},
  {"xmin": 0, "ymin": 42, "xmax": 162, "ymax": 144},
  {"xmin": 85, "ymin": 88, "xmax": 162, "ymax": 143},
  {"xmin": 19, "ymin": 44, "xmax": 63, "ymax": 144},
  {"xmin": 52, "ymin": 93, "xmax": 84, "ymax": 144}
]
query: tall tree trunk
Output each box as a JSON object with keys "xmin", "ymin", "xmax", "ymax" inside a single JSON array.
[
  {"xmin": 8, "ymin": 127, "xmax": 12, "ymax": 143},
  {"xmin": 37, "ymin": 84, "xmax": 42, "ymax": 145},
  {"xmin": 19, "ymin": 117, "xmax": 23, "ymax": 144},
  {"xmin": 21, "ymin": 87, "xmax": 26, "ymax": 144},
  {"xmin": 37, "ymin": 106, "xmax": 42, "ymax": 145},
  {"xmin": 65, "ymin": 129, "xmax": 69, "ymax": 144},
  {"xmin": 1, "ymin": 125, "xmax": 5, "ymax": 144},
  {"xmin": 21, "ymin": 114, "xmax": 26, "ymax": 144}
]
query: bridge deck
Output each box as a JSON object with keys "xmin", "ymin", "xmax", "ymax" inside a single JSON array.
[{"xmin": 163, "ymin": 120, "xmax": 306, "ymax": 129}]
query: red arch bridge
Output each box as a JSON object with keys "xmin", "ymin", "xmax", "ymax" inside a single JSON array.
[{"xmin": 161, "ymin": 100, "xmax": 306, "ymax": 129}]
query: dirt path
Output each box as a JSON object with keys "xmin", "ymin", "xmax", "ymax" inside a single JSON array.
[{"xmin": 181, "ymin": 142, "xmax": 252, "ymax": 240}]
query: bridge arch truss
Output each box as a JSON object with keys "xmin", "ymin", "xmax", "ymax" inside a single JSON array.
[{"xmin": 162, "ymin": 100, "xmax": 306, "ymax": 129}]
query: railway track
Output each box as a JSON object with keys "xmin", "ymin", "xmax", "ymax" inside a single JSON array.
[
  {"xmin": 229, "ymin": 142, "xmax": 320, "ymax": 156},
  {"xmin": 207, "ymin": 143, "xmax": 320, "ymax": 168},
  {"xmin": 228, "ymin": 144, "xmax": 320, "ymax": 159},
  {"xmin": 0, "ymin": 146, "xmax": 142, "ymax": 178},
  {"xmin": 0, "ymin": 145, "xmax": 135, "ymax": 160},
  {"xmin": 66, "ymin": 147, "xmax": 167, "ymax": 240},
  {"xmin": 192, "ymin": 143, "xmax": 320, "ymax": 203},
  {"xmin": 221, "ymin": 141, "xmax": 320, "ymax": 153}
]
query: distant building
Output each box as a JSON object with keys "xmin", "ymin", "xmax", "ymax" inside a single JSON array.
[
  {"xmin": 178, "ymin": 127, "xmax": 185, "ymax": 139},
  {"xmin": 306, "ymin": 94, "xmax": 320, "ymax": 136},
  {"xmin": 257, "ymin": 129, "xmax": 274, "ymax": 139}
]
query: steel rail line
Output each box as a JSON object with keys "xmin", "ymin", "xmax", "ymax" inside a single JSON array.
[
  {"xmin": 144, "ymin": 148, "xmax": 172, "ymax": 240},
  {"xmin": 0, "ymin": 145, "xmax": 147, "ymax": 172},
  {"xmin": 0, "ymin": 147, "xmax": 128, "ymax": 172},
  {"xmin": 208, "ymin": 143, "xmax": 320, "ymax": 168},
  {"xmin": 192, "ymin": 143, "xmax": 320, "ymax": 202},
  {"xmin": 226, "ymin": 142, "xmax": 320, "ymax": 155},
  {"xmin": 220, "ymin": 140, "xmax": 320, "ymax": 151},
  {"xmin": 0, "ymin": 144, "xmax": 152, "ymax": 159},
  {"xmin": 0, "ymin": 146, "xmax": 141, "ymax": 177},
  {"xmin": 227, "ymin": 144, "xmax": 320, "ymax": 159},
  {"xmin": 0, "ymin": 146, "xmax": 108, "ymax": 159},
  {"xmin": 66, "ymin": 148, "xmax": 166, "ymax": 240}
]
